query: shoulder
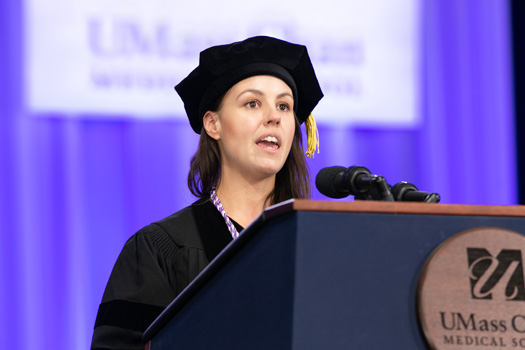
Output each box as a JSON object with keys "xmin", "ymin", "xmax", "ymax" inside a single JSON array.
[{"xmin": 133, "ymin": 199, "xmax": 213, "ymax": 251}]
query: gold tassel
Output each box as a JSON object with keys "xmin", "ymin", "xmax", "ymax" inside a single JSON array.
[{"xmin": 305, "ymin": 113, "xmax": 319, "ymax": 158}]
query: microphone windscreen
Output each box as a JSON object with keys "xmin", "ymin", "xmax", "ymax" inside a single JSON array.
[
  {"xmin": 391, "ymin": 182, "xmax": 418, "ymax": 201},
  {"xmin": 315, "ymin": 166, "xmax": 348, "ymax": 198}
]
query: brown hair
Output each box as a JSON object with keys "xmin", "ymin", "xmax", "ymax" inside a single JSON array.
[{"xmin": 187, "ymin": 116, "xmax": 311, "ymax": 206}]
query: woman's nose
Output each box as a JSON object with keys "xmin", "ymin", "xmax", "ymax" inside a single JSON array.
[{"xmin": 265, "ymin": 107, "xmax": 281, "ymax": 125}]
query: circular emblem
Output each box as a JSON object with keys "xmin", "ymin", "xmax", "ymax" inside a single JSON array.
[{"xmin": 418, "ymin": 227, "xmax": 525, "ymax": 349}]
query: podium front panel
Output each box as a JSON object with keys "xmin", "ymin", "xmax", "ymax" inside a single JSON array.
[{"xmin": 148, "ymin": 206, "xmax": 525, "ymax": 349}]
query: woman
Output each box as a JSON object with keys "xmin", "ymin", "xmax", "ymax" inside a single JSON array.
[{"xmin": 91, "ymin": 36, "xmax": 323, "ymax": 350}]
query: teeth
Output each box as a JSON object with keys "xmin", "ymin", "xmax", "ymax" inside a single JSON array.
[{"xmin": 262, "ymin": 136, "xmax": 278, "ymax": 144}]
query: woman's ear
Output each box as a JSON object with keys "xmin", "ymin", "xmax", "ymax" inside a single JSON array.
[{"xmin": 203, "ymin": 111, "xmax": 220, "ymax": 140}]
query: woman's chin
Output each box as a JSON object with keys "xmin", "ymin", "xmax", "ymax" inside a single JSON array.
[{"xmin": 252, "ymin": 162, "xmax": 286, "ymax": 178}]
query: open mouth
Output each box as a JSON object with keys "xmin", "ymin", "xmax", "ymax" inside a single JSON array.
[{"xmin": 256, "ymin": 136, "xmax": 280, "ymax": 150}]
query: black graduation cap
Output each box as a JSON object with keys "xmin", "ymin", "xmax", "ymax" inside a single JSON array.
[{"xmin": 175, "ymin": 36, "xmax": 324, "ymax": 135}]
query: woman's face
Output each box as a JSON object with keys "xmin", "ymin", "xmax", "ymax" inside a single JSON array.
[{"xmin": 205, "ymin": 75, "xmax": 296, "ymax": 182}]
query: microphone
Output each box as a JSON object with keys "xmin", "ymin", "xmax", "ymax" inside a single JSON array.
[
  {"xmin": 391, "ymin": 182, "xmax": 441, "ymax": 203},
  {"xmin": 315, "ymin": 166, "xmax": 394, "ymax": 201}
]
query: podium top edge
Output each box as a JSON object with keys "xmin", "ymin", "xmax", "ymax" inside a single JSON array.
[{"xmin": 264, "ymin": 199, "xmax": 525, "ymax": 218}]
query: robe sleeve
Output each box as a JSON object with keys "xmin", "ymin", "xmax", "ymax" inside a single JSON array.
[{"xmin": 90, "ymin": 222, "xmax": 207, "ymax": 350}]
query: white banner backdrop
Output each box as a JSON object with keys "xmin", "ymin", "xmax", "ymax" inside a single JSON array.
[{"xmin": 25, "ymin": 0, "xmax": 420, "ymax": 126}]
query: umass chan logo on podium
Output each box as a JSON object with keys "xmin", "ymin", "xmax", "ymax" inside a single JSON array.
[
  {"xmin": 467, "ymin": 247, "xmax": 525, "ymax": 301},
  {"xmin": 418, "ymin": 227, "xmax": 525, "ymax": 350}
]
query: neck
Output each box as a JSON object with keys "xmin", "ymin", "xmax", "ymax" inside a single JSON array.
[{"xmin": 215, "ymin": 175, "xmax": 275, "ymax": 228}]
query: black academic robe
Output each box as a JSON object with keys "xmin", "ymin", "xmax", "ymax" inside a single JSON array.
[{"xmin": 91, "ymin": 199, "xmax": 243, "ymax": 350}]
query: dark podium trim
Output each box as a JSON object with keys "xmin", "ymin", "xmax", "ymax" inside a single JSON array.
[{"xmin": 142, "ymin": 199, "xmax": 525, "ymax": 343}]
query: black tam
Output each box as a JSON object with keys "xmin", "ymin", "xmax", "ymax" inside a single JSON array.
[{"xmin": 175, "ymin": 36, "xmax": 324, "ymax": 133}]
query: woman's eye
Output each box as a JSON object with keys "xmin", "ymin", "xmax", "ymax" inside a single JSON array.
[
  {"xmin": 245, "ymin": 101, "xmax": 258, "ymax": 108},
  {"xmin": 277, "ymin": 103, "xmax": 290, "ymax": 111}
]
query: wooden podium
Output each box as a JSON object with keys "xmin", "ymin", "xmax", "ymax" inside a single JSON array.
[{"xmin": 142, "ymin": 200, "xmax": 525, "ymax": 349}]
